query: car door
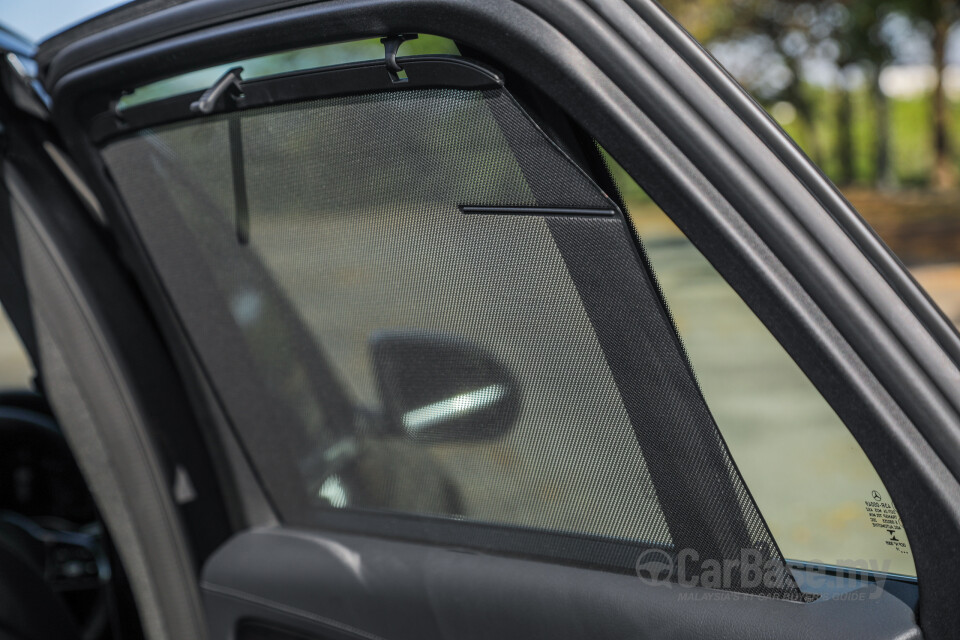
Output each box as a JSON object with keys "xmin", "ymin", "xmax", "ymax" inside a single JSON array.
[{"xmin": 3, "ymin": 1, "xmax": 960, "ymax": 639}]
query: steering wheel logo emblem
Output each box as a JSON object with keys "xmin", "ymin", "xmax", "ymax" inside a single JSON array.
[{"xmin": 635, "ymin": 549, "xmax": 674, "ymax": 587}]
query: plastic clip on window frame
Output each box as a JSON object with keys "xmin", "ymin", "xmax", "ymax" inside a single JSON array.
[
  {"xmin": 380, "ymin": 34, "xmax": 418, "ymax": 83},
  {"xmin": 190, "ymin": 67, "xmax": 244, "ymax": 114}
]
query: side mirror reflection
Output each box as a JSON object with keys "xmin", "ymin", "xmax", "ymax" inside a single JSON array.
[{"xmin": 369, "ymin": 331, "xmax": 521, "ymax": 442}]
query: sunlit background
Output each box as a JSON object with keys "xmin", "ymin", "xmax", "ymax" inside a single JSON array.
[
  {"xmin": 0, "ymin": 0, "xmax": 120, "ymax": 42},
  {"xmin": 620, "ymin": 0, "xmax": 960, "ymax": 576},
  {"xmin": 659, "ymin": 0, "xmax": 960, "ymax": 325}
]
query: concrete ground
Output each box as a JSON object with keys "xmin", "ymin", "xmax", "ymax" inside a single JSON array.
[
  {"xmin": 0, "ymin": 311, "xmax": 31, "ymax": 389},
  {"xmin": 640, "ymin": 232, "xmax": 919, "ymax": 576},
  {"xmin": 912, "ymin": 263, "xmax": 960, "ymax": 327}
]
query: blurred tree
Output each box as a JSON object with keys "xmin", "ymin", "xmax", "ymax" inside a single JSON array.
[
  {"xmin": 833, "ymin": 0, "xmax": 897, "ymax": 187},
  {"xmin": 900, "ymin": 0, "xmax": 959, "ymax": 189},
  {"xmin": 657, "ymin": 0, "xmax": 749, "ymax": 42},
  {"xmin": 661, "ymin": 0, "xmax": 960, "ymax": 189},
  {"xmin": 661, "ymin": 0, "xmax": 831, "ymax": 165},
  {"xmin": 739, "ymin": 2, "xmax": 837, "ymax": 167}
]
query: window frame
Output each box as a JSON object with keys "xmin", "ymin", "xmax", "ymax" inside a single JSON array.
[{"xmin": 42, "ymin": 0, "xmax": 960, "ymax": 633}]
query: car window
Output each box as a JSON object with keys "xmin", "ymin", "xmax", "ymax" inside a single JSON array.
[
  {"xmin": 97, "ymin": 39, "xmax": 805, "ymax": 600},
  {"xmin": 603, "ymin": 153, "xmax": 916, "ymax": 577},
  {"xmin": 0, "ymin": 303, "xmax": 32, "ymax": 389},
  {"xmin": 103, "ymin": 89, "xmax": 679, "ymax": 541}
]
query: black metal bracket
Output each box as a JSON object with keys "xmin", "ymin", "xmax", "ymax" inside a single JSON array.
[
  {"xmin": 190, "ymin": 67, "xmax": 244, "ymax": 114},
  {"xmin": 380, "ymin": 34, "xmax": 418, "ymax": 82},
  {"xmin": 110, "ymin": 89, "xmax": 132, "ymax": 124}
]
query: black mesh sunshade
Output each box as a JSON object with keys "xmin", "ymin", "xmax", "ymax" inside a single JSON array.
[{"xmin": 100, "ymin": 67, "xmax": 802, "ymax": 600}]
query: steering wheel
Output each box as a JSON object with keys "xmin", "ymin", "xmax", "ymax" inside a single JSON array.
[
  {"xmin": 0, "ymin": 397, "xmax": 108, "ymax": 640},
  {"xmin": 0, "ymin": 528, "xmax": 81, "ymax": 640}
]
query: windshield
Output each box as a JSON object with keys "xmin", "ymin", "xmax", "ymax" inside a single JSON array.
[{"xmin": 0, "ymin": 0, "xmax": 131, "ymax": 43}]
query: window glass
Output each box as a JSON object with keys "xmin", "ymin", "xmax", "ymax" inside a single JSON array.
[
  {"xmin": 0, "ymin": 304, "xmax": 32, "ymax": 389},
  {"xmin": 103, "ymin": 89, "xmax": 674, "ymax": 546},
  {"xmin": 100, "ymin": 68, "xmax": 801, "ymax": 598},
  {"xmin": 604, "ymin": 153, "xmax": 916, "ymax": 577}
]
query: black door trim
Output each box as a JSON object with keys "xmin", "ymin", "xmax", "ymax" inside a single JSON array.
[{"xmin": 88, "ymin": 55, "xmax": 503, "ymax": 144}]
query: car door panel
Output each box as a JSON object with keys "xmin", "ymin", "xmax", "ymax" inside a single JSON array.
[
  {"xmin": 4, "ymin": 0, "xmax": 957, "ymax": 639},
  {"xmin": 201, "ymin": 528, "xmax": 920, "ymax": 640}
]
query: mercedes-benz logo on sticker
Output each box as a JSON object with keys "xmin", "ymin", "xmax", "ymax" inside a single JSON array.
[
  {"xmin": 635, "ymin": 549, "xmax": 674, "ymax": 587},
  {"xmin": 872, "ymin": 490, "xmax": 882, "ymax": 501}
]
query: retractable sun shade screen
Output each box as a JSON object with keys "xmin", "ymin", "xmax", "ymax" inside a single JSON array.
[{"xmin": 98, "ymin": 54, "xmax": 803, "ymax": 600}]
